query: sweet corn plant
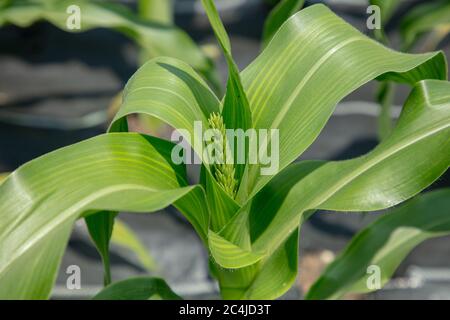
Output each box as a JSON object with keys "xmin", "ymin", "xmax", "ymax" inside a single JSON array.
[{"xmin": 0, "ymin": 1, "xmax": 449, "ymax": 300}]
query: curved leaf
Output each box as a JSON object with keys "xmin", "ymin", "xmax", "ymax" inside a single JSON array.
[
  {"xmin": 252, "ymin": 79, "xmax": 450, "ymax": 254},
  {"xmin": 0, "ymin": 133, "xmax": 207, "ymax": 299},
  {"xmin": 110, "ymin": 57, "xmax": 220, "ymax": 156},
  {"xmin": 86, "ymin": 211, "xmax": 116, "ymax": 285},
  {"xmin": 238, "ymin": 4, "xmax": 447, "ymax": 200},
  {"xmin": 208, "ymin": 230, "xmax": 265, "ymax": 269},
  {"xmin": 306, "ymin": 189, "xmax": 450, "ymax": 300},
  {"xmin": 110, "ymin": 218, "xmax": 157, "ymax": 273},
  {"xmin": 93, "ymin": 277, "xmax": 181, "ymax": 300},
  {"xmin": 262, "ymin": 0, "xmax": 304, "ymax": 48}
]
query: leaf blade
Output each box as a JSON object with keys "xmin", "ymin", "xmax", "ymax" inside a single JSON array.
[
  {"xmin": 306, "ymin": 189, "xmax": 450, "ymax": 300},
  {"xmin": 0, "ymin": 133, "xmax": 206, "ymax": 299},
  {"xmin": 262, "ymin": 0, "xmax": 305, "ymax": 48},
  {"xmin": 239, "ymin": 4, "xmax": 447, "ymax": 198}
]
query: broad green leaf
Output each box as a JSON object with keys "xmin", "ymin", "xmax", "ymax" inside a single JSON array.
[
  {"xmin": 110, "ymin": 56, "xmax": 220, "ymax": 159},
  {"xmin": 400, "ymin": 1, "xmax": 450, "ymax": 51},
  {"xmin": 306, "ymin": 189, "xmax": 450, "ymax": 300},
  {"xmin": 93, "ymin": 277, "xmax": 181, "ymax": 300},
  {"xmin": 0, "ymin": 0, "xmax": 214, "ymax": 77},
  {"xmin": 238, "ymin": 4, "xmax": 447, "ymax": 200},
  {"xmin": 208, "ymin": 230, "xmax": 265, "ymax": 269},
  {"xmin": 201, "ymin": 0, "xmax": 252, "ymax": 183},
  {"xmin": 262, "ymin": 0, "xmax": 304, "ymax": 48},
  {"xmin": 242, "ymin": 229, "xmax": 299, "ymax": 300},
  {"xmin": 212, "ymin": 79, "xmax": 450, "ymax": 299},
  {"xmin": 86, "ymin": 211, "xmax": 117, "ymax": 286},
  {"xmin": 0, "ymin": 133, "xmax": 208, "ymax": 299},
  {"xmin": 110, "ymin": 218, "xmax": 157, "ymax": 273},
  {"xmin": 252, "ymin": 79, "xmax": 450, "ymax": 254}
]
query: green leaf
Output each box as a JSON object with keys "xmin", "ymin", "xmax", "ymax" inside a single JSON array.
[
  {"xmin": 253, "ymin": 79, "xmax": 450, "ymax": 254},
  {"xmin": 0, "ymin": 133, "xmax": 207, "ymax": 299},
  {"xmin": 0, "ymin": 0, "xmax": 214, "ymax": 76},
  {"xmin": 400, "ymin": 0, "xmax": 450, "ymax": 51},
  {"xmin": 242, "ymin": 229, "xmax": 299, "ymax": 299},
  {"xmin": 306, "ymin": 189, "xmax": 450, "ymax": 300},
  {"xmin": 86, "ymin": 211, "xmax": 117, "ymax": 286},
  {"xmin": 239, "ymin": 4, "xmax": 447, "ymax": 200},
  {"xmin": 93, "ymin": 277, "xmax": 181, "ymax": 300},
  {"xmin": 262, "ymin": 0, "xmax": 305, "ymax": 48},
  {"xmin": 110, "ymin": 218, "xmax": 157, "ymax": 273},
  {"xmin": 110, "ymin": 56, "xmax": 220, "ymax": 157}
]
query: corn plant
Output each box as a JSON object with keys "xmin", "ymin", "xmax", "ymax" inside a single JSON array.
[
  {"xmin": 307, "ymin": 188, "xmax": 450, "ymax": 299},
  {"xmin": 0, "ymin": 1, "xmax": 449, "ymax": 300}
]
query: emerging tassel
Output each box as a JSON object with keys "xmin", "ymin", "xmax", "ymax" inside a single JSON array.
[{"xmin": 207, "ymin": 112, "xmax": 238, "ymax": 198}]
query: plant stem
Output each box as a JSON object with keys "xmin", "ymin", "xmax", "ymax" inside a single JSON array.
[
  {"xmin": 377, "ymin": 81, "xmax": 395, "ymax": 141},
  {"xmin": 102, "ymin": 255, "xmax": 112, "ymax": 286}
]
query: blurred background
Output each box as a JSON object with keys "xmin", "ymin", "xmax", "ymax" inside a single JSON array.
[{"xmin": 0, "ymin": 0, "xmax": 449, "ymax": 299}]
